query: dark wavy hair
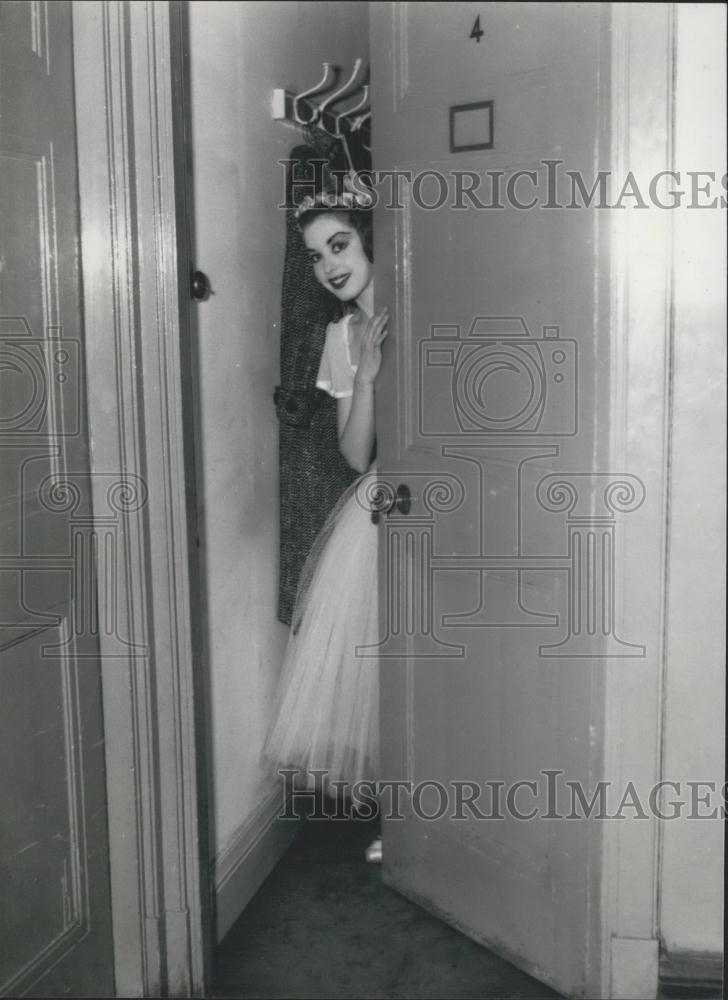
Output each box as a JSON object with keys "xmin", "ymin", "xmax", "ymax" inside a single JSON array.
[{"xmin": 296, "ymin": 205, "xmax": 373, "ymax": 263}]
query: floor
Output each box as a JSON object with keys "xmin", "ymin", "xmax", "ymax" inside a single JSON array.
[
  {"xmin": 213, "ymin": 809, "xmax": 723, "ymax": 1000},
  {"xmin": 213, "ymin": 809, "xmax": 564, "ymax": 999}
]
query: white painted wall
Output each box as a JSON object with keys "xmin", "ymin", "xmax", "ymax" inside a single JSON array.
[
  {"xmin": 187, "ymin": 1, "xmax": 368, "ymax": 861},
  {"xmin": 660, "ymin": 3, "xmax": 726, "ymax": 958}
]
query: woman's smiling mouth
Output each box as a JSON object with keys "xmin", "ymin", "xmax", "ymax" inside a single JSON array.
[{"xmin": 329, "ymin": 273, "xmax": 350, "ymax": 290}]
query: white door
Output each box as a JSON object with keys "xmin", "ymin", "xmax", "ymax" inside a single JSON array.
[
  {"xmin": 370, "ymin": 5, "xmax": 658, "ymax": 997},
  {"xmin": 0, "ymin": 1, "xmax": 114, "ymax": 994}
]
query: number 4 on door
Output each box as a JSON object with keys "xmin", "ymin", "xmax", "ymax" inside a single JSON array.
[{"xmin": 470, "ymin": 15, "xmax": 484, "ymax": 43}]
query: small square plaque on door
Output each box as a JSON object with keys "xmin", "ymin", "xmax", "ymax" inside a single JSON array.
[{"xmin": 449, "ymin": 100, "xmax": 494, "ymax": 153}]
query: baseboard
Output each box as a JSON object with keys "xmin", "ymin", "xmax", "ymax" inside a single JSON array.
[
  {"xmin": 211, "ymin": 787, "xmax": 300, "ymax": 943},
  {"xmin": 660, "ymin": 950, "xmax": 724, "ymax": 988}
]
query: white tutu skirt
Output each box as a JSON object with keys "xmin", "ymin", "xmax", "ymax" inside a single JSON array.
[{"xmin": 264, "ymin": 477, "xmax": 379, "ymax": 790}]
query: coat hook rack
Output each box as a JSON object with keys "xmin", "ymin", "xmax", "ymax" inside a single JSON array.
[{"xmin": 272, "ymin": 60, "xmax": 370, "ymax": 143}]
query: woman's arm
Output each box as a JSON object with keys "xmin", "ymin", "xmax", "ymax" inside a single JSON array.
[
  {"xmin": 337, "ymin": 307, "xmax": 388, "ymax": 473},
  {"xmin": 336, "ymin": 383, "xmax": 375, "ymax": 473}
]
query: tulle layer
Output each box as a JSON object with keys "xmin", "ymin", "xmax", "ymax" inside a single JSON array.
[{"xmin": 264, "ymin": 479, "xmax": 379, "ymax": 790}]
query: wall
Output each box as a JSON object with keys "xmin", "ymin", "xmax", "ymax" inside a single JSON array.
[
  {"xmin": 186, "ymin": 0, "xmax": 368, "ymax": 930},
  {"xmin": 659, "ymin": 3, "xmax": 726, "ymax": 962}
]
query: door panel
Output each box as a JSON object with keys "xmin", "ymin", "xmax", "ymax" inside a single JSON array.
[
  {"xmin": 0, "ymin": 1, "xmax": 114, "ymax": 994},
  {"xmin": 372, "ymin": 5, "xmax": 617, "ymax": 996}
]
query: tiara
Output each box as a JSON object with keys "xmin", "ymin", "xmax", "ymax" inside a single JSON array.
[{"xmin": 293, "ymin": 172, "xmax": 374, "ymax": 219}]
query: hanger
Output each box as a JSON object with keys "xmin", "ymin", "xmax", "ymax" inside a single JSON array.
[
  {"xmin": 317, "ymin": 58, "xmax": 367, "ymax": 135},
  {"xmin": 333, "ymin": 85, "xmax": 369, "ymax": 139},
  {"xmin": 350, "ymin": 108, "xmax": 371, "ymax": 152},
  {"xmin": 327, "ymin": 83, "xmax": 368, "ymax": 174},
  {"xmin": 292, "ymin": 62, "xmax": 335, "ymax": 126},
  {"xmin": 350, "ymin": 108, "xmax": 371, "ymax": 133}
]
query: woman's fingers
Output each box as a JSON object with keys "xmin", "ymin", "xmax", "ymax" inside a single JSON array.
[
  {"xmin": 366, "ymin": 308, "xmax": 388, "ymax": 341},
  {"xmin": 359, "ymin": 308, "xmax": 389, "ymax": 364},
  {"xmin": 363, "ymin": 330, "xmax": 387, "ymax": 356},
  {"xmin": 366, "ymin": 312, "xmax": 387, "ymax": 337}
]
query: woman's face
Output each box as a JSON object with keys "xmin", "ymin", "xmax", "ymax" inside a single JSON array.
[{"xmin": 303, "ymin": 214, "xmax": 372, "ymax": 304}]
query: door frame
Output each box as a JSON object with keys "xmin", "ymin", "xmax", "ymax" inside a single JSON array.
[
  {"xmin": 72, "ymin": 2, "xmax": 209, "ymax": 994},
  {"xmin": 601, "ymin": 5, "xmax": 677, "ymax": 999}
]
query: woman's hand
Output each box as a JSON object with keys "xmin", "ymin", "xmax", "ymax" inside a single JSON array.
[{"xmin": 354, "ymin": 306, "xmax": 389, "ymax": 388}]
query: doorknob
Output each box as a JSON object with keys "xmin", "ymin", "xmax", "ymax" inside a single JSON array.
[
  {"xmin": 395, "ymin": 483, "xmax": 411, "ymax": 514},
  {"xmin": 370, "ymin": 483, "xmax": 411, "ymax": 524},
  {"xmin": 190, "ymin": 270, "xmax": 211, "ymax": 301}
]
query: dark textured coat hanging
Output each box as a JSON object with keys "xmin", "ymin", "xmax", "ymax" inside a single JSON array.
[{"xmin": 275, "ymin": 148, "xmax": 358, "ymax": 626}]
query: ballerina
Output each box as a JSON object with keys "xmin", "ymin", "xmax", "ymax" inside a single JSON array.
[{"xmin": 264, "ymin": 184, "xmax": 387, "ymax": 861}]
